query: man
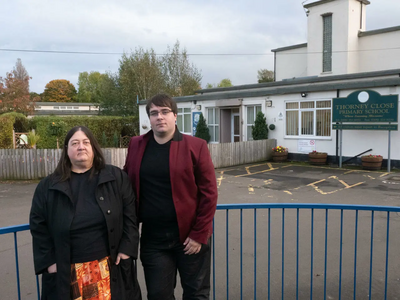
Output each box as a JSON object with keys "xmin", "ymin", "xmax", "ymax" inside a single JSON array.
[{"xmin": 124, "ymin": 94, "xmax": 218, "ymax": 299}]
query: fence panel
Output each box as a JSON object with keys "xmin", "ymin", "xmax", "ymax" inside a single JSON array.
[
  {"xmin": 0, "ymin": 140, "xmax": 276, "ymax": 180},
  {"xmin": 2, "ymin": 204, "xmax": 400, "ymax": 300}
]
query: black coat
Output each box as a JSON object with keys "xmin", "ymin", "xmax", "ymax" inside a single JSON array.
[{"xmin": 30, "ymin": 165, "xmax": 141, "ymax": 300}]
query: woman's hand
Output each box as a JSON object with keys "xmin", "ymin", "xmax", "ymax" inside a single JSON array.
[
  {"xmin": 47, "ymin": 263, "xmax": 57, "ymax": 273},
  {"xmin": 115, "ymin": 252, "xmax": 130, "ymax": 265}
]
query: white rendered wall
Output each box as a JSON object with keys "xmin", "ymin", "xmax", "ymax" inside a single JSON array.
[
  {"xmin": 265, "ymin": 86, "xmax": 400, "ymax": 160},
  {"xmin": 275, "ymin": 46, "xmax": 308, "ymax": 81},
  {"xmin": 358, "ymin": 31, "xmax": 400, "ymax": 73}
]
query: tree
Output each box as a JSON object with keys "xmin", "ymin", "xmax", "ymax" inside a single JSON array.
[
  {"xmin": 0, "ymin": 72, "xmax": 37, "ymax": 115},
  {"xmin": 42, "ymin": 79, "xmax": 77, "ymax": 102},
  {"xmin": 217, "ymin": 78, "xmax": 233, "ymax": 88},
  {"xmin": 195, "ymin": 113, "xmax": 211, "ymax": 143},
  {"xmin": 119, "ymin": 47, "xmax": 165, "ymax": 105},
  {"xmin": 257, "ymin": 69, "xmax": 274, "ymax": 83},
  {"xmin": 162, "ymin": 41, "xmax": 202, "ymax": 96},
  {"xmin": 13, "ymin": 59, "xmax": 29, "ymax": 91},
  {"xmin": 77, "ymin": 71, "xmax": 106, "ymax": 103},
  {"xmin": 251, "ymin": 111, "xmax": 268, "ymax": 140},
  {"xmin": 205, "ymin": 78, "xmax": 233, "ymax": 89}
]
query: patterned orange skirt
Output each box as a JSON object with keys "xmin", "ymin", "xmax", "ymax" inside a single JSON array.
[{"xmin": 70, "ymin": 256, "xmax": 111, "ymax": 300}]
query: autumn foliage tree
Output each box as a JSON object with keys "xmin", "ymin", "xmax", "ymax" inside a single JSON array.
[
  {"xmin": 0, "ymin": 72, "xmax": 37, "ymax": 115},
  {"xmin": 42, "ymin": 79, "xmax": 77, "ymax": 102}
]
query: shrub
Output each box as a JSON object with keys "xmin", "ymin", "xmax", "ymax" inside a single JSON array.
[
  {"xmin": 195, "ymin": 113, "xmax": 211, "ymax": 143},
  {"xmin": 252, "ymin": 111, "xmax": 268, "ymax": 140}
]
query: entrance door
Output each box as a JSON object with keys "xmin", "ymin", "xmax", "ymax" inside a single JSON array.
[{"xmin": 231, "ymin": 114, "xmax": 240, "ymax": 142}]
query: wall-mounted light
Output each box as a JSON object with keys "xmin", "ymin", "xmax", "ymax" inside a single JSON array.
[
  {"xmin": 196, "ymin": 105, "xmax": 202, "ymax": 110},
  {"xmin": 266, "ymin": 100, "xmax": 273, "ymax": 107},
  {"xmin": 301, "ymin": 92, "xmax": 308, "ymax": 97}
]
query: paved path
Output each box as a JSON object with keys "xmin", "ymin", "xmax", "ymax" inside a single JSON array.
[{"xmin": 1, "ymin": 163, "xmax": 400, "ymax": 299}]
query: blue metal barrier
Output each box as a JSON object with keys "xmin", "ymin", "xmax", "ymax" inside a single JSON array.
[{"xmin": 2, "ymin": 203, "xmax": 400, "ymax": 300}]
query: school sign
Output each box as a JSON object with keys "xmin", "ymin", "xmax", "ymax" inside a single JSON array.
[{"xmin": 332, "ymin": 90, "xmax": 398, "ymax": 130}]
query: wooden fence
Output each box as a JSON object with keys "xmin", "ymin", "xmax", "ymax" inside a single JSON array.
[{"xmin": 0, "ymin": 139, "xmax": 276, "ymax": 180}]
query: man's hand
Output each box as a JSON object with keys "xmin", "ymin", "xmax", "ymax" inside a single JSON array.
[
  {"xmin": 183, "ymin": 237, "xmax": 202, "ymax": 255},
  {"xmin": 47, "ymin": 263, "xmax": 57, "ymax": 273},
  {"xmin": 115, "ymin": 252, "xmax": 130, "ymax": 265}
]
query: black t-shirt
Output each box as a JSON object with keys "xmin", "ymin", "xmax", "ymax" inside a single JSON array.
[
  {"xmin": 69, "ymin": 169, "xmax": 109, "ymax": 263},
  {"xmin": 139, "ymin": 135, "xmax": 179, "ymax": 239}
]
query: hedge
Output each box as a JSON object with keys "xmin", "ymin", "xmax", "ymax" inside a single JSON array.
[
  {"xmin": 0, "ymin": 112, "xmax": 30, "ymax": 149},
  {"xmin": 31, "ymin": 116, "xmax": 139, "ymax": 149}
]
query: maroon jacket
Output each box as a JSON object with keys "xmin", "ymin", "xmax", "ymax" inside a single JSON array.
[{"xmin": 123, "ymin": 129, "xmax": 218, "ymax": 245}]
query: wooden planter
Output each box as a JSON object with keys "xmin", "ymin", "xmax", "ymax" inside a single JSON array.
[
  {"xmin": 361, "ymin": 156, "xmax": 383, "ymax": 170},
  {"xmin": 272, "ymin": 151, "xmax": 288, "ymax": 162},
  {"xmin": 308, "ymin": 152, "xmax": 328, "ymax": 165}
]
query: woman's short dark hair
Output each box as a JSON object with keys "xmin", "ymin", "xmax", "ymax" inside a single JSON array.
[
  {"xmin": 54, "ymin": 126, "xmax": 105, "ymax": 181},
  {"xmin": 146, "ymin": 94, "xmax": 178, "ymax": 116}
]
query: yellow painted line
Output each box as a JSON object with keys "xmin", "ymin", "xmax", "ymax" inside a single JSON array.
[
  {"xmin": 236, "ymin": 164, "xmax": 293, "ymax": 177},
  {"xmin": 338, "ymin": 180, "xmax": 350, "ymax": 188},
  {"xmin": 267, "ymin": 163, "xmax": 273, "ymax": 169},
  {"xmin": 343, "ymin": 170, "xmax": 356, "ymax": 175},
  {"xmin": 246, "ymin": 162, "xmax": 272, "ymax": 168},
  {"xmin": 284, "ymin": 191, "xmax": 292, "ymax": 195},
  {"xmin": 217, "ymin": 171, "xmax": 224, "ymax": 187},
  {"xmin": 380, "ymin": 173, "xmax": 390, "ymax": 177},
  {"xmin": 264, "ymin": 179, "xmax": 273, "ymax": 185},
  {"xmin": 364, "ymin": 175, "xmax": 375, "ymax": 180},
  {"xmin": 307, "ymin": 179, "xmax": 326, "ymax": 186},
  {"xmin": 328, "ymin": 176, "xmax": 338, "ymax": 179},
  {"xmin": 245, "ymin": 167, "xmax": 251, "ymax": 174},
  {"xmin": 248, "ymin": 184, "xmax": 255, "ymax": 194},
  {"xmin": 345, "ymin": 182, "xmax": 365, "ymax": 188}
]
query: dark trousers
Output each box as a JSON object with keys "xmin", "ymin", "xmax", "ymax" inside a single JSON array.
[{"xmin": 140, "ymin": 233, "xmax": 211, "ymax": 300}]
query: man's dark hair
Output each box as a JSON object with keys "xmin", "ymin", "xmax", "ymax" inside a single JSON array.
[
  {"xmin": 146, "ymin": 94, "xmax": 178, "ymax": 117},
  {"xmin": 54, "ymin": 126, "xmax": 105, "ymax": 181}
]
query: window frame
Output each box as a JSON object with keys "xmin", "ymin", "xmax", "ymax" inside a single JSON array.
[
  {"xmin": 245, "ymin": 105, "xmax": 262, "ymax": 141},
  {"xmin": 176, "ymin": 107, "xmax": 192, "ymax": 135},
  {"xmin": 322, "ymin": 13, "xmax": 333, "ymax": 73},
  {"xmin": 207, "ymin": 107, "xmax": 220, "ymax": 143},
  {"xmin": 285, "ymin": 99, "xmax": 332, "ymax": 140}
]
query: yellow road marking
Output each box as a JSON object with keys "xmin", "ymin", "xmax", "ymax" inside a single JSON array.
[
  {"xmin": 364, "ymin": 175, "xmax": 375, "ymax": 180},
  {"xmin": 338, "ymin": 180, "xmax": 350, "ymax": 188},
  {"xmin": 284, "ymin": 191, "xmax": 292, "ymax": 195},
  {"xmin": 380, "ymin": 172, "xmax": 390, "ymax": 177},
  {"xmin": 248, "ymin": 184, "xmax": 255, "ymax": 194},
  {"xmin": 235, "ymin": 165, "xmax": 290, "ymax": 177},
  {"xmin": 264, "ymin": 179, "xmax": 273, "ymax": 185},
  {"xmin": 217, "ymin": 171, "xmax": 224, "ymax": 187},
  {"xmin": 307, "ymin": 179, "xmax": 326, "ymax": 186},
  {"xmin": 245, "ymin": 167, "xmax": 251, "ymax": 174},
  {"xmin": 343, "ymin": 170, "xmax": 356, "ymax": 175}
]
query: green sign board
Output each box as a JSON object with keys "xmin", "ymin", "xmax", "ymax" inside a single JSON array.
[
  {"xmin": 332, "ymin": 90, "xmax": 398, "ymax": 123},
  {"xmin": 332, "ymin": 124, "xmax": 398, "ymax": 131}
]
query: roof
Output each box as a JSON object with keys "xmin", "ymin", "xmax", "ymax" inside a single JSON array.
[
  {"xmin": 304, "ymin": 0, "xmax": 370, "ymax": 9},
  {"xmin": 271, "ymin": 43, "xmax": 307, "ymax": 53},
  {"xmin": 138, "ymin": 68, "xmax": 400, "ymax": 104},
  {"xmin": 35, "ymin": 102, "xmax": 99, "ymax": 106},
  {"xmin": 31, "ymin": 111, "xmax": 99, "ymax": 116},
  {"xmin": 358, "ymin": 25, "xmax": 400, "ymax": 37}
]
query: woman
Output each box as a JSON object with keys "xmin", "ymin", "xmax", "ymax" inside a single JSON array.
[{"xmin": 30, "ymin": 126, "xmax": 141, "ymax": 300}]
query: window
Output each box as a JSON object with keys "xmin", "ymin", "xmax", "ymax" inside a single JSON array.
[
  {"xmin": 286, "ymin": 100, "xmax": 331, "ymax": 137},
  {"xmin": 322, "ymin": 14, "xmax": 332, "ymax": 72},
  {"xmin": 73, "ymin": 107, "xmax": 79, "ymax": 110},
  {"xmin": 177, "ymin": 108, "xmax": 191, "ymax": 134},
  {"xmin": 53, "ymin": 106, "xmax": 59, "ymax": 110},
  {"xmin": 207, "ymin": 108, "xmax": 219, "ymax": 143},
  {"xmin": 246, "ymin": 105, "xmax": 262, "ymax": 141}
]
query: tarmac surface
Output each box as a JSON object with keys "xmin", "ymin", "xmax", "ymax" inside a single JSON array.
[{"xmin": 1, "ymin": 162, "xmax": 400, "ymax": 299}]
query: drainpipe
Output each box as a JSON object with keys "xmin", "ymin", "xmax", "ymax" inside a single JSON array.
[
  {"xmin": 273, "ymin": 52, "xmax": 276, "ymax": 82},
  {"xmin": 335, "ymin": 89, "xmax": 340, "ymax": 164}
]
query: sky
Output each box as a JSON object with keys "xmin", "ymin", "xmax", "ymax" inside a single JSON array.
[{"xmin": 1, "ymin": 0, "xmax": 399, "ymax": 94}]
